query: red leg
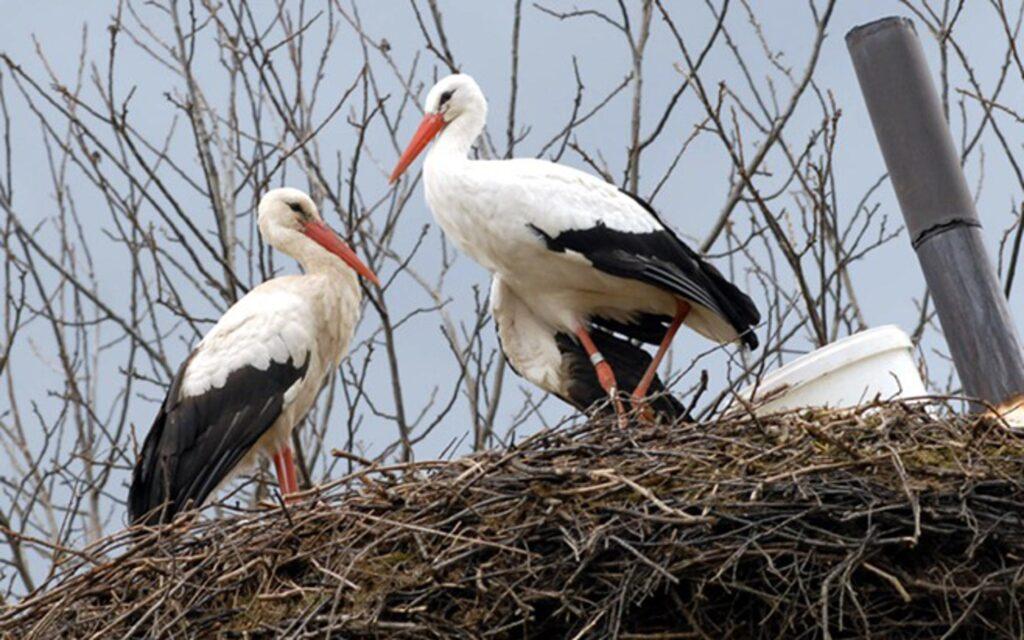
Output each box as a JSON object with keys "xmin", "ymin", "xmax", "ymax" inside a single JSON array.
[
  {"xmin": 271, "ymin": 446, "xmax": 299, "ymax": 499},
  {"xmin": 575, "ymin": 325, "xmax": 626, "ymax": 425},
  {"xmin": 272, "ymin": 450, "xmax": 288, "ymax": 493},
  {"xmin": 632, "ymin": 300, "xmax": 691, "ymax": 406},
  {"xmin": 282, "ymin": 446, "xmax": 299, "ymax": 495}
]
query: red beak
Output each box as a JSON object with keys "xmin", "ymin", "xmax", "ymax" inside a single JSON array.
[
  {"xmin": 303, "ymin": 221, "xmax": 381, "ymax": 287},
  {"xmin": 389, "ymin": 113, "xmax": 445, "ymax": 184}
]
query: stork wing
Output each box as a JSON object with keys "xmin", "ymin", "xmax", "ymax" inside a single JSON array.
[
  {"xmin": 483, "ymin": 160, "xmax": 760, "ymax": 348},
  {"xmin": 129, "ymin": 286, "xmax": 315, "ymax": 525}
]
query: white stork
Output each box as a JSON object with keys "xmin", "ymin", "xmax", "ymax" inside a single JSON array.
[
  {"xmin": 128, "ymin": 187, "xmax": 379, "ymax": 525},
  {"xmin": 390, "ymin": 73, "xmax": 759, "ymax": 422}
]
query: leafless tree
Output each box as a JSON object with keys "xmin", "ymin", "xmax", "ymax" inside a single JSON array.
[{"xmin": 0, "ymin": 0, "xmax": 1020, "ymax": 599}]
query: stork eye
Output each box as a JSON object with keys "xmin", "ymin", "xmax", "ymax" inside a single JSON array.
[
  {"xmin": 439, "ymin": 89, "xmax": 455, "ymax": 107},
  {"xmin": 288, "ymin": 202, "xmax": 305, "ymax": 216}
]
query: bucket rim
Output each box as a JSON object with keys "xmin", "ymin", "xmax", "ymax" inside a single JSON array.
[{"xmin": 737, "ymin": 325, "xmax": 914, "ymax": 404}]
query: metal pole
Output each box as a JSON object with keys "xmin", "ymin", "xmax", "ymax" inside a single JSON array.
[{"xmin": 847, "ymin": 17, "xmax": 1024, "ymax": 409}]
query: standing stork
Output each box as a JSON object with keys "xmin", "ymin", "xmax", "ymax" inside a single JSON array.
[
  {"xmin": 390, "ymin": 74, "xmax": 759, "ymax": 422},
  {"xmin": 128, "ymin": 188, "xmax": 379, "ymax": 526}
]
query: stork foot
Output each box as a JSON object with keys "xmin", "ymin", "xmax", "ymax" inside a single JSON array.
[
  {"xmin": 595, "ymin": 361, "xmax": 627, "ymax": 427},
  {"xmin": 258, "ymin": 497, "xmax": 291, "ymax": 510},
  {"xmin": 630, "ymin": 392, "xmax": 657, "ymax": 423},
  {"xmin": 611, "ymin": 393, "xmax": 628, "ymax": 428},
  {"xmin": 258, "ymin": 492, "xmax": 298, "ymax": 510}
]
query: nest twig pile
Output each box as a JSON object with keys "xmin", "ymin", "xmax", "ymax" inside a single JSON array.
[{"xmin": 4, "ymin": 402, "xmax": 1024, "ymax": 638}]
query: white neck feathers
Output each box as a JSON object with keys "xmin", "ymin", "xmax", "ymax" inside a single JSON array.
[{"xmin": 431, "ymin": 108, "xmax": 485, "ymax": 160}]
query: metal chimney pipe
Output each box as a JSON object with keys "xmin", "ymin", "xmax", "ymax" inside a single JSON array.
[{"xmin": 846, "ymin": 17, "xmax": 1024, "ymax": 409}]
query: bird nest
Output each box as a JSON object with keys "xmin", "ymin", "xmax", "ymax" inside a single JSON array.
[{"xmin": 4, "ymin": 402, "xmax": 1024, "ymax": 638}]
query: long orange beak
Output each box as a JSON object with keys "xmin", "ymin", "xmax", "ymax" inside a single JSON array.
[
  {"xmin": 389, "ymin": 113, "xmax": 445, "ymax": 184},
  {"xmin": 303, "ymin": 220, "xmax": 381, "ymax": 287}
]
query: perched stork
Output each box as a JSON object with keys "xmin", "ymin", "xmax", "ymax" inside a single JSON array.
[
  {"xmin": 128, "ymin": 188, "xmax": 379, "ymax": 526},
  {"xmin": 390, "ymin": 73, "xmax": 759, "ymax": 422},
  {"xmin": 491, "ymin": 275, "xmax": 687, "ymax": 421}
]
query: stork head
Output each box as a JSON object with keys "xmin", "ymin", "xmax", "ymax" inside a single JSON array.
[
  {"xmin": 258, "ymin": 188, "xmax": 380, "ymax": 286},
  {"xmin": 389, "ymin": 73, "xmax": 487, "ymax": 183}
]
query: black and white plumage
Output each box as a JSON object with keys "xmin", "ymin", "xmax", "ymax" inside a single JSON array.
[
  {"xmin": 128, "ymin": 188, "xmax": 378, "ymax": 526},
  {"xmin": 390, "ymin": 73, "xmax": 759, "ymax": 420},
  {"xmin": 131, "ymin": 354, "xmax": 308, "ymax": 524},
  {"xmin": 529, "ymin": 189, "xmax": 759, "ymax": 350},
  {"xmin": 492, "ymin": 275, "xmax": 687, "ymax": 422}
]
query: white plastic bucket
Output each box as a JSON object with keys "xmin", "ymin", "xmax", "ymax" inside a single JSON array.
[{"xmin": 735, "ymin": 325, "xmax": 927, "ymax": 415}]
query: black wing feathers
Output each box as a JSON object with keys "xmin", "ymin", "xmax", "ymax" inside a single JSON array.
[
  {"xmin": 555, "ymin": 329, "xmax": 688, "ymax": 422},
  {"xmin": 590, "ymin": 312, "xmax": 672, "ymax": 345},
  {"xmin": 530, "ymin": 190, "xmax": 760, "ymax": 348},
  {"xmin": 129, "ymin": 353, "xmax": 309, "ymax": 526}
]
